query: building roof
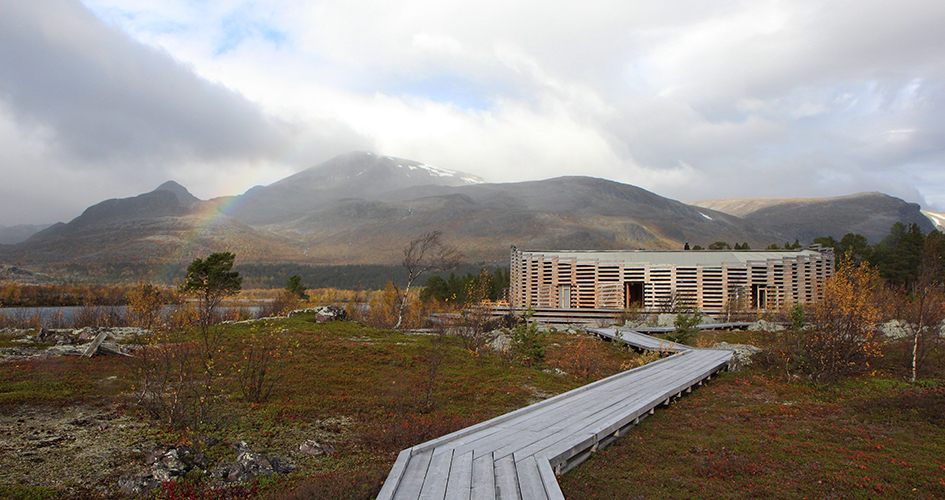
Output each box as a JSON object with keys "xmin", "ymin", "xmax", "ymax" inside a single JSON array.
[{"xmin": 514, "ymin": 247, "xmax": 831, "ymax": 267}]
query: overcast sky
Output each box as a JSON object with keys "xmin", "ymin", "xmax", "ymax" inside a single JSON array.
[{"xmin": 1, "ymin": 0, "xmax": 943, "ymax": 225}]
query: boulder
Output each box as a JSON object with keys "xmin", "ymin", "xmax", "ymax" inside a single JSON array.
[
  {"xmin": 122, "ymin": 441, "xmax": 294, "ymax": 492},
  {"xmin": 712, "ymin": 342, "xmax": 762, "ymax": 371},
  {"xmin": 299, "ymin": 440, "xmax": 336, "ymax": 457},
  {"xmin": 288, "ymin": 305, "xmax": 348, "ymax": 322},
  {"xmin": 747, "ymin": 320, "xmax": 785, "ymax": 332}
]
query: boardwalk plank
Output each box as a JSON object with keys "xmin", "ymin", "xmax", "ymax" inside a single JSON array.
[
  {"xmin": 514, "ymin": 454, "xmax": 548, "ymax": 500},
  {"xmin": 510, "ymin": 362, "xmax": 683, "ymax": 433},
  {"xmin": 493, "ymin": 455, "xmax": 519, "ymax": 500},
  {"xmin": 392, "ymin": 449, "xmax": 433, "ymax": 500},
  {"xmin": 444, "ymin": 451, "xmax": 473, "ymax": 500},
  {"xmin": 382, "ymin": 328, "xmax": 733, "ymax": 500},
  {"xmin": 377, "ymin": 448, "xmax": 412, "ymax": 500},
  {"xmin": 418, "ymin": 449, "xmax": 453, "ymax": 500},
  {"xmin": 535, "ymin": 455, "xmax": 566, "ymax": 500},
  {"xmin": 471, "ymin": 452, "xmax": 496, "ymax": 500}
]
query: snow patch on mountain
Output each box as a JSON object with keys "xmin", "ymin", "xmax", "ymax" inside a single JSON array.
[{"xmin": 394, "ymin": 162, "xmax": 484, "ymax": 184}]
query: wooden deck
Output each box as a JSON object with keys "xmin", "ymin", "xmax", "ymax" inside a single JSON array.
[{"xmin": 378, "ymin": 330, "xmax": 733, "ymax": 499}]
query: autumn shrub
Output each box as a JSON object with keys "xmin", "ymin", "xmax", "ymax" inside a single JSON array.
[
  {"xmin": 754, "ymin": 303, "xmax": 808, "ymax": 379},
  {"xmin": 265, "ymin": 471, "xmax": 386, "ymax": 500},
  {"xmin": 357, "ymin": 412, "xmax": 481, "ymax": 452},
  {"xmin": 803, "ymin": 262, "xmax": 886, "ymax": 381},
  {"xmin": 666, "ymin": 310, "xmax": 702, "ymax": 344},
  {"xmin": 126, "ymin": 302, "xmax": 226, "ymax": 427},
  {"xmin": 454, "ymin": 273, "xmax": 504, "ymax": 356},
  {"xmin": 71, "ymin": 304, "xmax": 125, "ymax": 328},
  {"xmin": 692, "ymin": 446, "xmax": 768, "ymax": 479},
  {"xmin": 0, "ymin": 484, "xmax": 59, "ymax": 500},
  {"xmin": 255, "ymin": 291, "xmax": 303, "ymax": 319},
  {"xmin": 0, "ymin": 283, "xmax": 130, "ymax": 308},
  {"xmin": 548, "ymin": 337, "xmax": 615, "ymax": 380},
  {"xmin": 856, "ymin": 385, "xmax": 945, "ymax": 427},
  {"xmin": 236, "ymin": 328, "xmax": 287, "ymax": 403},
  {"xmin": 508, "ymin": 315, "xmax": 547, "ymax": 366},
  {"xmin": 127, "ymin": 329, "xmax": 205, "ymax": 427},
  {"xmin": 619, "ymin": 349, "xmax": 664, "ymax": 371},
  {"xmin": 1, "ymin": 309, "xmax": 69, "ymax": 330},
  {"xmin": 0, "ymin": 311, "xmax": 18, "ymax": 329},
  {"xmin": 356, "ymin": 281, "xmax": 401, "ymax": 329},
  {"xmin": 126, "ymin": 280, "xmax": 166, "ymax": 330},
  {"xmin": 150, "ymin": 480, "xmax": 256, "ymax": 500}
]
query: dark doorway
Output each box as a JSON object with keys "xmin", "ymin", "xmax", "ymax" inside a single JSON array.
[
  {"xmin": 751, "ymin": 284, "xmax": 767, "ymax": 310},
  {"xmin": 625, "ymin": 282, "xmax": 644, "ymax": 308}
]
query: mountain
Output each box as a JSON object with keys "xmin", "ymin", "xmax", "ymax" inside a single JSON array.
[
  {"xmin": 28, "ymin": 189, "xmax": 192, "ymax": 242},
  {"xmin": 1, "ymin": 152, "xmax": 939, "ymax": 276},
  {"xmin": 269, "ymin": 176, "xmax": 777, "ymax": 263},
  {"xmin": 0, "ymin": 224, "xmax": 51, "ymax": 245},
  {"xmin": 691, "ymin": 192, "xmax": 936, "ymax": 243},
  {"xmin": 225, "ymin": 152, "xmax": 485, "ymax": 225},
  {"xmin": 154, "ymin": 180, "xmax": 202, "ymax": 205},
  {"xmin": 4, "ymin": 183, "xmax": 303, "ymax": 266}
]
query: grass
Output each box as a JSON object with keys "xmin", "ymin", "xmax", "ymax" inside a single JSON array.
[
  {"xmin": 558, "ymin": 333, "xmax": 945, "ymax": 499},
  {"xmin": 0, "ymin": 314, "xmax": 642, "ymax": 498},
  {"xmin": 4, "ymin": 317, "xmax": 944, "ymax": 499},
  {"xmin": 0, "ymin": 355, "xmax": 130, "ymax": 407}
]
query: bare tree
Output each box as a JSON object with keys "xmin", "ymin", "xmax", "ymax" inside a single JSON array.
[
  {"xmin": 899, "ymin": 240, "xmax": 945, "ymax": 382},
  {"xmin": 395, "ymin": 232, "xmax": 463, "ymax": 330}
]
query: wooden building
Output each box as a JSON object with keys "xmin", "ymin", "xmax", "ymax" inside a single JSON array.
[{"xmin": 509, "ymin": 246, "xmax": 834, "ymax": 313}]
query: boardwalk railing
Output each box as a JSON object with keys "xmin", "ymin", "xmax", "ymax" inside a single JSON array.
[{"xmin": 377, "ymin": 328, "xmax": 734, "ymax": 500}]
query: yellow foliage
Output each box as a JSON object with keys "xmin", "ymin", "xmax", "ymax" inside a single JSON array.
[{"xmin": 806, "ymin": 260, "xmax": 886, "ymax": 380}]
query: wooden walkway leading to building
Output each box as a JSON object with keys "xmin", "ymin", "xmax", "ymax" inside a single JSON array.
[{"xmin": 377, "ymin": 329, "xmax": 733, "ymax": 500}]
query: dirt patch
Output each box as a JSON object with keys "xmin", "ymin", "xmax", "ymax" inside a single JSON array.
[{"xmin": 0, "ymin": 404, "xmax": 149, "ymax": 494}]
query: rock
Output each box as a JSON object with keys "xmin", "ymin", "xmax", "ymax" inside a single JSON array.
[
  {"xmin": 210, "ymin": 463, "xmax": 252, "ymax": 483},
  {"xmin": 126, "ymin": 441, "xmax": 295, "ymax": 491},
  {"xmin": 233, "ymin": 440, "xmax": 252, "ymax": 454},
  {"xmin": 657, "ymin": 314, "xmax": 677, "ymax": 327},
  {"xmin": 882, "ymin": 319, "xmax": 909, "ymax": 339},
  {"xmin": 299, "ymin": 440, "xmax": 336, "ymax": 457},
  {"xmin": 208, "ymin": 441, "xmax": 296, "ymax": 483},
  {"xmin": 288, "ymin": 305, "xmax": 348, "ymax": 322},
  {"xmin": 747, "ymin": 320, "xmax": 785, "ymax": 332},
  {"xmin": 76, "ymin": 327, "xmax": 96, "ymax": 340},
  {"xmin": 268, "ymin": 455, "xmax": 296, "ymax": 474},
  {"xmin": 118, "ymin": 473, "xmax": 160, "ymax": 494},
  {"xmin": 488, "ymin": 330, "xmax": 512, "ymax": 353},
  {"xmin": 712, "ymin": 342, "xmax": 763, "ymax": 372}
]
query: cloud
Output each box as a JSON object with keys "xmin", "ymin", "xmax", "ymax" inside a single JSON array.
[
  {"xmin": 2, "ymin": 0, "xmax": 945, "ymax": 226},
  {"xmin": 0, "ymin": 0, "xmax": 293, "ymax": 164}
]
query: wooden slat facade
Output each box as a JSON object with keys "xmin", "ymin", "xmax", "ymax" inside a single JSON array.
[{"xmin": 510, "ymin": 246, "xmax": 834, "ymax": 314}]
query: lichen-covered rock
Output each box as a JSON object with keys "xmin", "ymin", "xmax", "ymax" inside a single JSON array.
[
  {"xmin": 747, "ymin": 320, "xmax": 785, "ymax": 332},
  {"xmin": 299, "ymin": 440, "xmax": 336, "ymax": 457},
  {"xmin": 288, "ymin": 305, "xmax": 348, "ymax": 322},
  {"xmin": 712, "ymin": 342, "xmax": 762, "ymax": 372}
]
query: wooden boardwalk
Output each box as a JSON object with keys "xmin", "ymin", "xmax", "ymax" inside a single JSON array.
[{"xmin": 378, "ymin": 329, "xmax": 733, "ymax": 499}]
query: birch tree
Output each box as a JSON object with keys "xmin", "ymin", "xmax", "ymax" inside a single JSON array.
[
  {"xmin": 395, "ymin": 232, "xmax": 462, "ymax": 330},
  {"xmin": 899, "ymin": 237, "xmax": 945, "ymax": 382}
]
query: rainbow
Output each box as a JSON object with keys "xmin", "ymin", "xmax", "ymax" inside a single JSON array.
[{"xmin": 149, "ymin": 176, "xmax": 286, "ymax": 284}]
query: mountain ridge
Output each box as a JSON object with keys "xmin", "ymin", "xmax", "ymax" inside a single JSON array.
[
  {"xmin": 0, "ymin": 152, "xmax": 939, "ymax": 273},
  {"xmin": 224, "ymin": 151, "xmax": 485, "ymax": 226},
  {"xmin": 691, "ymin": 192, "xmax": 934, "ymax": 243}
]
